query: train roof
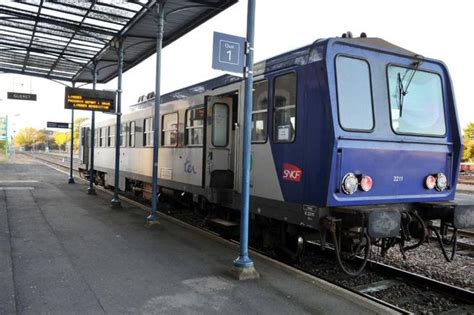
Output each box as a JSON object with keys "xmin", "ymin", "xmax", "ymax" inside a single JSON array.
[
  {"xmin": 253, "ymin": 36, "xmax": 418, "ymax": 76},
  {"xmin": 131, "ymin": 35, "xmax": 420, "ymax": 109},
  {"xmin": 130, "ymin": 74, "xmax": 242, "ymax": 111}
]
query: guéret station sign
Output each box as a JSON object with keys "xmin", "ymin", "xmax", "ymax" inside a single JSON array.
[
  {"xmin": 7, "ymin": 92, "xmax": 37, "ymax": 101},
  {"xmin": 64, "ymin": 87, "xmax": 116, "ymax": 113}
]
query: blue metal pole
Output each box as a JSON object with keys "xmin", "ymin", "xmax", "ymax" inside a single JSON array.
[
  {"xmin": 88, "ymin": 65, "xmax": 97, "ymax": 195},
  {"xmin": 234, "ymin": 0, "xmax": 256, "ymax": 270},
  {"xmin": 69, "ymin": 81, "xmax": 76, "ymax": 184},
  {"xmin": 111, "ymin": 40, "xmax": 123, "ymax": 208},
  {"xmin": 68, "ymin": 106, "xmax": 75, "ymax": 184},
  {"xmin": 147, "ymin": 1, "xmax": 165, "ymax": 223}
]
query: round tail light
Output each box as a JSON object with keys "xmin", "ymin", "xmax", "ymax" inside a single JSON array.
[
  {"xmin": 360, "ymin": 175, "xmax": 373, "ymax": 192},
  {"xmin": 342, "ymin": 173, "xmax": 358, "ymax": 195},
  {"xmin": 425, "ymin": 175, "xmax": 436, "ymax": 190},
  {"xmin": 435, "ymin": 173, "xmax": 448, "ymax": 191}
]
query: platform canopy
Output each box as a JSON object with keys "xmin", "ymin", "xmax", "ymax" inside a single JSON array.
[{"xmin": 0, "ymin": 0, "xmax": 237, "ymax": 83}]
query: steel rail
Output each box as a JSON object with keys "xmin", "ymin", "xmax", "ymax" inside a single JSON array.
[{"xmin": 367, "ymin": 260, "xmax": 474, "ymax": 304}]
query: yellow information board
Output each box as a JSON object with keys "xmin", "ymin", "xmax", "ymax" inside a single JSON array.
[{"xmin": 65, "ymin": 87, "xmax": 116, "ymax": 112}]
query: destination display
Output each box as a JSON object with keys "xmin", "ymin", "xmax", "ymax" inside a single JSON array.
[
  {"xmin": 7, "ymin": 92, "xmax": 37, "ymax": 101},
  {"xmin": 65, "ymin": 87, "xmax": 116, "ymax": 113},
  {"xmin": 47, "ymin": 121, "xmax": 69, "ymax": 129}
]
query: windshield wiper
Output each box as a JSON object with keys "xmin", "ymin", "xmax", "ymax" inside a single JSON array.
[
  {"xmin": 397, "ymin": 55, "xmax": 424, "ymax": 118},
  {"xmin": 397, "ymin": 72, "xmax": 405, "ymax": 117}
]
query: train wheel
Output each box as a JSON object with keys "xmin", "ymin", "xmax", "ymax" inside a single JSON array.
[{"xmin": 275, "ymin": 222, "xmax": 306, "ymax": 262}]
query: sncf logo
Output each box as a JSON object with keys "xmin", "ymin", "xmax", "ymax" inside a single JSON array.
[{"xmin": 282, "ymin": 163, "xmax": 302, "ymax": 182}]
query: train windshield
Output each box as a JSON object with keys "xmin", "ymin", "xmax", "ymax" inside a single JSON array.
[
  {"xmin": 388, "ymin": 65, "xmax": 446, "ymax": 136},
  {"xmin": 335, "ymin": 56, "xmax": 374, "ymax": 131}
]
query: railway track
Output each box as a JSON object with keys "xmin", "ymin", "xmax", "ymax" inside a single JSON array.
[
  {"xmin": 23, "ymin": 151, "xmax": 474, "ymax": 313},
  {"xmin": 458, "ymin": 175, "xmax": 474, "ymax": 185},
  {"xmin": 301, "ymin": 240, "xmax": 474, "ymax": 310}
]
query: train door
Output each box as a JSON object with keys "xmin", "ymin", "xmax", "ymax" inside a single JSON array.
[
  {"xmin": 204, "ymin": 96, "xmax": 234, "ymax": 190},
  {"xmin": 80, "ymin": 127, "xmax": 90, "ymax": 167}
]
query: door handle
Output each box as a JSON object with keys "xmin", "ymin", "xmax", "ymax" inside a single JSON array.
[{"xmin": 208, "ymin": 152, "xmax": 213, "ymax": 160}]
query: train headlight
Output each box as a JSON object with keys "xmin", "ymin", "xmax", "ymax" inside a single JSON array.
[
  {"xmin": 342, "ymin": 173, "xmax": 358, "ymax": 195},
  {"xmin": 360, "ymin": 175, "xmax": 373, "ymax": 192},
  {"xmin": 425, "ymin": 175, "xmax": 436, "ymax": 190},
  {"xmin": 435, "ymin": 173, "xmax": 448, "ymax": 191}
]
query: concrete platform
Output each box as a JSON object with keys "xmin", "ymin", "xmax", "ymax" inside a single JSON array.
[{"xmin": 0, "ymin": 155, "xmax": 398, "ymax": 314}]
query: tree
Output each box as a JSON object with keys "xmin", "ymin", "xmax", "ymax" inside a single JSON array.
[
  {"xmin": 53, "ymin": 132, "xmax": 69, "ymax": 151},
  {"xmin": 462, "ymin": 122, "xmax": 474, "ymax": 162},
  {"xmin": 14, "ymin": 127, "xmax": 45, "ymax": 150}
]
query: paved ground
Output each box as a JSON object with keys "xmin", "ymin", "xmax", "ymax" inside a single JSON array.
[{"xmin": 0, "ymin": 154, "xmax": 394, "ymax": 315}]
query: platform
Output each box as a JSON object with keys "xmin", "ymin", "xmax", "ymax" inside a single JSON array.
[{"xmin": 0, "ymin": 154, "xmax": 397, "ymax": 314}]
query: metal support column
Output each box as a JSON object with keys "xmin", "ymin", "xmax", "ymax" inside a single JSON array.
[
  {"xmin": 68, "ymin": 82, "xmax": 76, "ymax": 184},
  {"xmin": 68, "ymin": 107, "xmax": 75, "ymax": 184},
  {"xmin": 146, "ymin": 1, "xmax": 165, "ymax": 225},
  {"xmin": 111, "ymin": 39, "xmax": 124, "ymax": 208},
  {"xmin": 232, "ymin": 0, "xmax": 259, "ymax": 280},
  {"xmin": 87, "ymin": 64, "xmax": 97, "ymax": 195}
]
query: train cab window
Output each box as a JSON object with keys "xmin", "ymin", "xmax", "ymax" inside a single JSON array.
[
  {"xmin": 162, "ymin": 113, "xmax": 178, "ymax": 147},
  {"xmin": 185, "ymin": 107, "xmax": 204, "ymax": 146},
  {"xmin": 335, "ymin": 56, "xmax": 374, "ymax": 131},
  {"xmin": 143, "ymin": 118, "xmax": 153, "ymax": 147},
  {"xmin": 120, "ymin": 123, "xmax": 126, "ymax": 147},
  {"xmin": 387, "ymin": 65, "xmax": 446, "ymax": 136},
  {"xmin": 212, "ymin": 103, "xmax": 229, "ymax": 147},
  {"xmin": 252, "ymin": 80, "xmax": 268, "ymax": 143},
  {"xmin": 129, "ymin": 121, "xmax": 135, "ymax": 147},
  {"xmin": 273, "ymin": 73, "xmax": 296, "ymax": 143}
]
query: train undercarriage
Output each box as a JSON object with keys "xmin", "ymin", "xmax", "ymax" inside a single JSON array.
[{"xmin": 81, "ymin": 168, "xmax": 473, "ymax": 276}]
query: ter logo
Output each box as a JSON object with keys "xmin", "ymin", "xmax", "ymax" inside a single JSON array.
[{"xmin": 282, "ymin": 163, "xmax": 302, "ymax": 182}]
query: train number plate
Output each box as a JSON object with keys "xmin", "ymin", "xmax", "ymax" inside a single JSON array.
[{"xmin": 393, "ymin": 176, "xmax": 404, "ymax": 182}]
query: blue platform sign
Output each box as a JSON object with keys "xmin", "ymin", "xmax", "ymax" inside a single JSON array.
[{"xmin": 212, "ymin": 31, "xmax": 245, "ymax": 74}]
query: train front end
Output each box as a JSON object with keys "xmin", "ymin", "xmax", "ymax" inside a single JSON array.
[{"xmin": 321, "ymin": 35, "xmax": 473, "ymax": 274}]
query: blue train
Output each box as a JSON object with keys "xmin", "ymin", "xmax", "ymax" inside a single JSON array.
[{"xmin": 80, "ymin": 32, "xmax": 473, "ymax": 275}]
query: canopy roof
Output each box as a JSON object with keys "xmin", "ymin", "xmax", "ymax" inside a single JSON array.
[{"xmin": 0, "ymin": 0, "xmax": 237, "ymax": 83}]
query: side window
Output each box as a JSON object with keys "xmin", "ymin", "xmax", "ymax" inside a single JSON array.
[
  {"xmin": 120, "ymin": 123, "xmax": 126, "ymax": 147},
  {"xmin": 212, "ymin": 103, "xmax": 229, "ymax": 147},
  {"xmin": 252, "ymin": 80, "xmax": 268, "ymax": 143},
  {"xmin": 143, "ymin": 118, "xmax": 153, "ymax": 147},
  {"xmin": 107, "ymin": 126, "xmax": 115, "ymax": 148},
  {"xmin": 185, "ymin": 107, "xmax": 204, "ymax": 146},
  {"xmin": 335, "ymin": 56, "xmax": 374, "ymax": 131},
  {"xmin": 273, "ymin": 73, "xmax": 296, "ymax": 143},
  {"xmin": 162, "ymin": 113, "xmax": 178, "ymax": 147},
  {"xmin": 129, "ymin": 121, "xmax": 135, "ymax": 147},
  {"xmin": 99, "ymin": 128, "xmax": 104, "ymax": 147}
]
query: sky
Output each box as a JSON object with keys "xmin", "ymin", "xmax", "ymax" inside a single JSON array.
[{"xmin": 0, "ymin": 0, "xmax": 473, "ymax": 135}]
